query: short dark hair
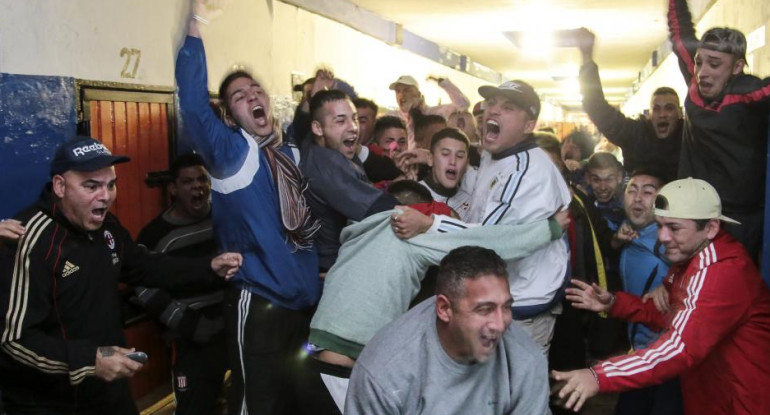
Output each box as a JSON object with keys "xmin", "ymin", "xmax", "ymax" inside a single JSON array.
[
  {"xmin": 533, "ymin": 131, "xmax": 561, "ymax": 160},
  {"xmin": 387, "ymin": 180, "xmax": 433, "ymax": 205},
  {"xmin": 218, "ymin": 70, "xmax": 255, "ymax": 112},
  {"xmin": 414, "ymin": 114, "xmax": 447, "ymax": 134},
  {"xmin": 170, "ymin": 153, "xmax": 206, "ymax": 180},
  {"xmin": 628, "ymin": 167, "xmax": 667, "ymax": 187},
  {"xmin": 564, "ymin": 130, "xmax": 594, "ymax": 160},
  {"xmin": 435, "ymin": 246, "xmax": 508, "ymax": 302},
  {"xmin": 309, "ymin": 89, "xmax": 351, "ymax": 122},
  {"xmin": 586, "ymin": 152, "xmax": 623, "ymax": 172},
  {"xmin": 694, "ymin": 218, "xmax": 711, "ymax": 231},
  {"xmin": 353, "ymin": 98, "xmax": 378, "ymax": 114},
  {"xmin": 430, "ymin": 128, "xmax": 470, "ymax": 152},
  {"xmin": 374, "ymin": 115, "xmax": 406, "ymax": 138},
  {"xmin": 652, "ymin": 87, "xmax": 679, "ymax": 99}
]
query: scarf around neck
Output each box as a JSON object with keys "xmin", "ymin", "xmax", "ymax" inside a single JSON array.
[{"xmin": 247, "ymin": 129, "xmax": 320, "ymax": 251}]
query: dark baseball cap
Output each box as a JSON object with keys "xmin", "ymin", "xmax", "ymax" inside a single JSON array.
[
  {"xmin": 50, "ymin": 136, "xmax": 130, "ymax": 176},
  {"xmin": 478, "ymin": 80, "xmax": 540, "ymax": 120}
]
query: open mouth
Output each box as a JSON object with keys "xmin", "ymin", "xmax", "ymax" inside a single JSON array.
[
  {"xmin": 485, "ymin": 120, "xmax": 500, "ymax": 141},
  {"xmin": 445, "ymin": 168, "xmax": 458, "ymax": 181},
  {"xmin": 251, "ymin": 106, "xmax": 268, "ymax": 126},
  {"xmin": 91, "ymin": 207, "xmax": 108, "ymax": 219},
  {"xmin": 343, "ymin": 137, "xmax": 357, "ymax": 149},
  {"xmin": 655, "ymin": 121, "xmax": 670, "ymax": 135},
  {"xmin": 456, "ymin": 117, "xmax": 466, "ymax": 129}
]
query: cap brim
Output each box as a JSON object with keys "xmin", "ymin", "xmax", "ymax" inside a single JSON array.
[
  {"xmin": 719, "ymin": 215, "xmax": 741, "ymax": 225},
  {"xmin": 73, "ymin": 155, "xmax": 131, "ymax": 172},
  {"xmin": 655, "ymin": 208, "xmax": 742, "ymax": 225}
]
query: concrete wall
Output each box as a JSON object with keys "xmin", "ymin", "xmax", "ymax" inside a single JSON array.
[{"xmin": 0, "ymin": 0, "xmax": 491, "ymax": 217}]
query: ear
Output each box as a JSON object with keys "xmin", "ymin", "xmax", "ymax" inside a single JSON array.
[
  {"xmin": 732, "ymin": 58, "xmax": 746, "ymax": 75},
  {"xmin": 167, "ymin": 181, "xmax": 178, "ymax": 198},
  {"xmin": 311, "ymin": 120, "xmax": 324, "ymax": 138},
  {"xmin": 52, "ymin": 175, "xmax": 66, "ymax": 198},
  {"xmin": 524, "ymin": 118, "xmax": 537, "ymax": 134},
  {"xmin": 705, "ymin": 218, "xmax": 721, "ymax": 239},
  {"xmin": 435, "ymin": 294, "xmax": 453, "ymax": 324},
  {"xmin": 223, "ymin": 113, "xmax": 237, "ymax": 128}
]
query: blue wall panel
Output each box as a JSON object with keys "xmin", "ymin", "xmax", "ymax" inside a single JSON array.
[{"xmin": 0, "ymin": 74, "xmax": 77, "ymax": 218}]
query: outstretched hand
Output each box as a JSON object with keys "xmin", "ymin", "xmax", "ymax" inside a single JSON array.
[
  {"xmin": 565, "ymin": 279, "xmax": 615, "ymax": 313},
  {"xmin": 211, "ymin": 252, "xmax": 243, "ymax": 280},
  {"xmin": 550, "ymin": 369, "xmax": 599, "ymax": 412},
  {"xmin": 0, "ymin": 219, "xmax": 25, "ymax": 242}
]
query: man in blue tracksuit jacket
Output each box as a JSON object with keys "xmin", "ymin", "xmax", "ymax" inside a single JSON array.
[
  {"xmin": 176, "ymin": 11, "xmax": 321, "ymax": 415},
  {"xmin": 615, "ymin": 169, "xmax": 683, "ymax": 415}
]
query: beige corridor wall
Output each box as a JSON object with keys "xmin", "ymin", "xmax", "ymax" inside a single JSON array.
[{"xmin": 0, "ymin": 0, "xmax": 486, "ymax": 114}]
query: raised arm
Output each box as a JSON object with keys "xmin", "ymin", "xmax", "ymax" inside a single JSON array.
[
  {"xmin": 577, "ymin": 28, "xmax": 647, "ymax": 149},
  {"xmin": 668, "ymin": 0, "xmax": 698, "ymax": 84}
]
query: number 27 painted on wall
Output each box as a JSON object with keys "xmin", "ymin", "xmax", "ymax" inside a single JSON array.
[{"xmin": 120, "ymin": 48, "xmax": 141, "ymax": 79}]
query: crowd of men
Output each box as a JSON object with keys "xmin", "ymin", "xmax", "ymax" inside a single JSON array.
[{"xmin": 1, "ymin": 0, "xmax": 770, "ymax": 414}]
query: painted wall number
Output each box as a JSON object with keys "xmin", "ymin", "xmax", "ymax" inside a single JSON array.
[{"xmin": 120, "ymin": 48, "xmax": 141, "ymax": 79}]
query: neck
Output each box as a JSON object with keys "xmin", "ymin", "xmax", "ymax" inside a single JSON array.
[
  {"xmin": 423, "ymin": 174, "xmax": 458, "ymax": 198},
  {"xmin": 436, "ymin": 321, "xmax": 472, "ymax": 365}
]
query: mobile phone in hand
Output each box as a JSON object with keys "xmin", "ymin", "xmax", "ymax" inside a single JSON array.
[{"xmin": 124, "ymin": 351, "xmax": 148, "ymax": 364}]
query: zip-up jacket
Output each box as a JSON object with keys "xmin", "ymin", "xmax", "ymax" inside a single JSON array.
[
  {"xmin": 176, "ymin": 36, "xmax": 320, "ymax": 309},
  {"xmin": 668, "ymin": 0, "xmax": 770, "ymax": 213},
  {"xmin": 0, "ymin": 188, "xmax": 218, "ymax": 410},
  {"xmin": 593, "ymin": 230, "xmax": 770, "ymax": 414}
]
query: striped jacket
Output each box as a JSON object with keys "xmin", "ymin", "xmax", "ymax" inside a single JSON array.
[
  {"xmin": 594, "ymin": 231, "xmax": 770, "ymax": 414},
  {"xmin": 0, "ymin": 188, "xmax": 216, "ymax": 409}
]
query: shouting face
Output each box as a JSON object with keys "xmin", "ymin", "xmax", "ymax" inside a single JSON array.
[
  {"xmin": 53, "ymin": 167, "xmax": 117, "ymax": 231},
  {"xmin": 224, "ymin": 76, "xmax": 273, "ymax": 137},
  {"xmin": 694, "ymin": 48, "xmax": 744, "ymax": 100},
  {"xmin": 431, "ymin": 137, "xmax": 469, "ymax": 190},
  {"xmin": 482, "ymin": 96, "xmax": 536, "ymax": 155},
  {"xmin": 649, "ymin": 93, "xmax": 682, "ymax": 139},
  {"xmin": 312, "ymin": 99, "xmax": 360, "ymax": 160},
  {"xmin": 437, "ymin": 274, "xmax": 513, "ymax": 365}
]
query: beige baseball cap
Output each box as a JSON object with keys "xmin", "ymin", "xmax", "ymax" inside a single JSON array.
[
  {"xmin": 654, "ymin": 178, "xmax": 740, "ymax": 224},
  {"xmin": 389, "ymin": 75, "xmax": 419, "ymax": 90}
]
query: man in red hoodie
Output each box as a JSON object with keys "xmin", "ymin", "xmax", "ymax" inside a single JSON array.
[{"xmin": 552, "ymin": 178, "xmax": 770, "ymax": 415}]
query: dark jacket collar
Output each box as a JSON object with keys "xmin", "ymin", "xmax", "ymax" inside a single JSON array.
[{"xmin": 491, "ymin": 134, "xmax": 538, "ymax": 160}]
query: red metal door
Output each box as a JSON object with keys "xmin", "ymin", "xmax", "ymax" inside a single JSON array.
[{"xmin": 88, "ymin": 99, "xmax": 170, "ymax": 238}]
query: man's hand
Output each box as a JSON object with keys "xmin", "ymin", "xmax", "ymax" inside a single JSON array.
[
  {"xmin": 0, "ymin": 219, "xmax": 25, "ymax": 241},
  {"xmin": 94, "ymin": 346, "xmax": 143, "ymax": 382},
  {"xmin": 642, "ymin": 284, "xmax": 672, "ymax": 313},
  {"xmin": 193, "ymin": 0, "xmax": 229, "ymax": 22},
  {"xmin": 551, "ymin": 209, "xmax": 571, "ymax": 233},
  {"xmin": 395, "ymin": 148, "xmax": 432, "ymax": 168},
  {"xmin": 211, "ymin": 252, "xmax": 243, "ymax": 280},
  {"xmin": 565, "ymin": 279, "xmax": 615, "ymax": 314},
  {"xmin": 575, "ymin": 27, "xmax": 595, "ymax": 64},
  {"xmin": 391, "ymin": 206, "xmax": 433, "ymax": 240},
  {"xmin": 310, "ymin": 69, "xmax": 336, "ymax": 98},
  {"xmin": 550, "ymin": 369, "xmax": 599, "ymax": 412},
  {"xmin": 611, "ymin": 222, "xmax": 638, "ymax": 250},
  {"xmin": 426, "ymin": 75, "xmax": 446, "ymax": 84}
]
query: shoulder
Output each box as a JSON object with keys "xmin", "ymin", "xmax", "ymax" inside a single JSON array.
[
  {"xmin": 356, "ymin": 299, "xmax": 434, "ymax": 371},
  {"xmin": 137, "ymin": 213, "xmax": 171, "ymax": 247}
]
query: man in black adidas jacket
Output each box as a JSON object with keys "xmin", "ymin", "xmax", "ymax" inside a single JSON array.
[{"xmin": 0, "ymin": 136, "xmax": 241, "ymax": 415}]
